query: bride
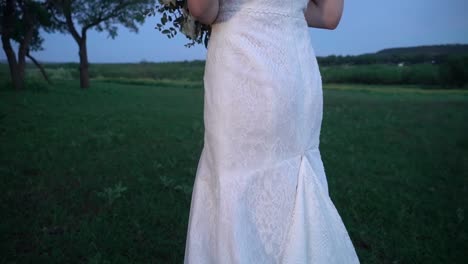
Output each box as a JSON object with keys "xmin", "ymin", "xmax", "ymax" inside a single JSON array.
[{"xmin": 183, "ymin": 0, "xmax": 360, "ymax": 263}]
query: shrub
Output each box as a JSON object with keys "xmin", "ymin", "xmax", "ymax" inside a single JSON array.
[{"xmin": 438, "ymin": 56, "xmax": 468, "ymax": 88}]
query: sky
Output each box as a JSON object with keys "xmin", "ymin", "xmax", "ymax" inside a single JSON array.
[{"xmin": 1, "ymin": 0, "xmax": 468, "ymax": 63}]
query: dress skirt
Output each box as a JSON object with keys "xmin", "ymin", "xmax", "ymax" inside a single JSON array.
[{"xmin": 184, "ymin": 1, "xmax": 360, "ymax": 263}]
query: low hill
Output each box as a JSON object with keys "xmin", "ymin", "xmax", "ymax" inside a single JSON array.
[{"xmin": 376, "ymin": 44, "xmax": 468, "ymax": 56}]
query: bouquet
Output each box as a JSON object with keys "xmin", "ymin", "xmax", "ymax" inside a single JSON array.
[{"xmin": 146, "ymin": 0, "xmax": 211, "ymax": 48}]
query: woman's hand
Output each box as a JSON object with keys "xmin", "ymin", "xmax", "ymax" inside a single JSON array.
[
  {"xmin": 304, "ymin": 0, "xmax": 344, "ymax": 30},
  {"xmin": 187, "ymin": 0, "xmax": 219, "ymax": 25}
]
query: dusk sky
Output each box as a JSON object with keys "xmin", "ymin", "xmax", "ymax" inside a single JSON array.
[{"xmin": 2, "ymin": 0, "xmax": 468, "ymax": 63}]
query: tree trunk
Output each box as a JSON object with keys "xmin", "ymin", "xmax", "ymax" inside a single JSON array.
[
  {"xmin": 1, "ymin": 36, "xmax": 23, "ymax": 90},
  {"xmin": 1, "ymin": 0, "xmax": 22, "ymax": 90},
  {"xmin": 17, "ymin": 23, "xmax": 34, "ymax": 90},
  {"xmin": 78, "ymin": 37, "xmax": 90, "ymax": 89},
  {"xmin": 27, "ymin": 52, "xmax": 51, "ymax": 84},
  {"xmin": 18, "ymin": 0, "xmax": 34, "ymax": 89}
]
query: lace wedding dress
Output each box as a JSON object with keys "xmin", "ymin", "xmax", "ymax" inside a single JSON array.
[{"xmin": 184, "ymin": 0, "xmax": 360, "ymax": 263}]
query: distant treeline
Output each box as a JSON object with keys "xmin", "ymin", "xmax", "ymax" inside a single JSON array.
[
  {"xmin": 317, "ymin": 44, "xmax": 468, "ymax": 66},
  {"xmin": 315, "ymin": 44, "xmax": 468, "ymax": 88},
  {"xmin": 1, "ymin": 45, "xmax": 467, "ymax": 89},
  {"xmin": 317, "ymin": 54, "xmax": 443, "ymax": 66},
  {"xmin": 320, "ymin": 59, "xmax": 468, "ymax": 88},
  {"xmin": 377, "ymin": 44, "xmax": 468, "ymax": 56}
]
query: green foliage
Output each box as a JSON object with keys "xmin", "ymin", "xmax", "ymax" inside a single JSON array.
[
  {"xmin": 145, "ymin": 1, "xmax": 211, "ymax": 48},
  {"xmin": 438, "ymin": 56, "xmax": 468, "ymax": 88},
  {"xmin": 1, "ymin": 76, "xmax": 49, "ymax": 92},
  {"xmin": 88, "ymin": 61, "xmax": 205, "ymax": 81},
  {"xmin": 318, "ymin": 44, "xmax": 468, "ymax": 66},
  {"xmin": 0, "ymin": 0, "xmax": 54, "ymax": 52},
  {"xmin": 319, "ymin": 62, "xmax": 467, "ymax": 89},
  {"xmin": 46, "ymin": 67, "xmax": 77, "ymax": 80},
  {"xmin": 377, "ymin": 44, "xmax": 468, "ymax": 56},
  {"xmin": 1, "ymin": 59, "xmax": 466, "ymax": 89},
  {"xmin": 48, "ymin": 0, "xmax": 157, "ymax": 39},
  {"xmin": 0, "ymin": 0, "xmax": 59, "ymax": 90},
  {"xmin": 96, "ymin": 182, "xmax": 128, "ymax": 207},
  {"xmin": 24, "ymin": 77, "xmax": 50, "ymax": 92}
]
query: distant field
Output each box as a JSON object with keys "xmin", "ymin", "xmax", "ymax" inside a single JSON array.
[
  {"xmin": 0, "ymin": 61, "xmax": 206, "ymax": 83},
  {"xmin": 320, "ymin": 63, "xmax": 442, "ymax": 86},
  {"xmin": 1, "ymin": 60, "xmax": 466, "ymax": 88},
  {"xmin": 0, "ymin": 76, "xmax": 467, "ymax": 263}
]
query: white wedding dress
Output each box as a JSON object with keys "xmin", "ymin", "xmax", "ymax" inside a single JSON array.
[{"xmin": 184, "ymin": 0, "xmax": 360, "ymax": 263}]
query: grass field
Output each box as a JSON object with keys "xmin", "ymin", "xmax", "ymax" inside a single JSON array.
[{"xmin": 1, "ymin": 77, "xmax": 467, "ymax": 263}]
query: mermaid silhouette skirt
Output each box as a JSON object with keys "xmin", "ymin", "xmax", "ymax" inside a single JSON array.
[{"xmin": 184, "ymin": 1, "xmax": 360, "ymax": 263}]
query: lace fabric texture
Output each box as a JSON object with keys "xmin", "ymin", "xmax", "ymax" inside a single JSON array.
[{"xmin": 184, "ymin": 0, "xmax": 360, "ymax": 263}]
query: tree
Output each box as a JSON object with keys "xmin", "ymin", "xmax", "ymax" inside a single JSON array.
[
  {"xmin": 47, "ymin": 0, "xmax": 156, "ymax": 89},
  {"xmin": 1, "ymin": 0, "xmax": 52, "ymax": 90}
]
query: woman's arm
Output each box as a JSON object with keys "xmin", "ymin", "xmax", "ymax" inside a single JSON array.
[
  {"xmin": 304, "ymin": 0, "xmax": 344, "ymax": 30},
  {"xmin": 187, "ymin": 0, "xmax": 219, "ymax": 25}
]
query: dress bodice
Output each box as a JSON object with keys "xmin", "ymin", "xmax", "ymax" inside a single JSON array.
[{"xmin": 216, "ymin": 0, "xmax": 309, "ymax": 21}]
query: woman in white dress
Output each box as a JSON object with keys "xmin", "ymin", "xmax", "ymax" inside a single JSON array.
[{"xmin": 183, "ymin": 0, "xmax": 360, "ymax": 263}]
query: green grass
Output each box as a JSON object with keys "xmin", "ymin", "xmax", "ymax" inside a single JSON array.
[{"xmin": 0, "ymin": 79, "xmax": 467, "ymax": 263}]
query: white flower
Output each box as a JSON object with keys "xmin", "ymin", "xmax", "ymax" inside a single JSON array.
[
  {"xmin": 160, "ymin": 0, "xmax": 176, "ymax": 7},
  {"xmin": 181, "ymin": 13, "xmax": 198, "ymax": 40}
]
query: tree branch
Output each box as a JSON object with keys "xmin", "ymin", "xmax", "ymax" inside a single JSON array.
[
  {"xmin": 49, "ymin": 9, "xmax": 67, "ymax": 26},
  {"xmin": 26, "ymin": 50, "xmax": 51, "ymax": 84},
  {"xmin": 62, "ymin": 0, "xmax": 81, "ymax": 42},
  {"xmin": 81, "ymin": 2, "xmax": 133, "ymax": 33}
]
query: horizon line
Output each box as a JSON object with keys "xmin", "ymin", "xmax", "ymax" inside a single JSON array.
[{"xmin": 1, "ymin": 42, "xmax": 467, "ymax": 64}]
